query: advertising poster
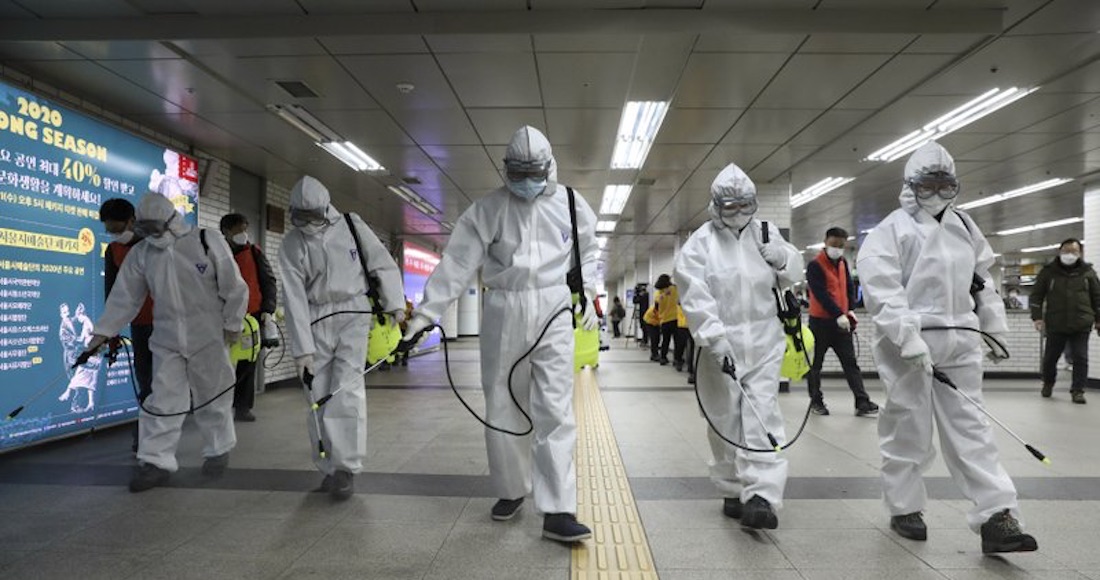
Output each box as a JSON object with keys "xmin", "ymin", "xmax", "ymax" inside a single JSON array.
[
  {"xmin": 402, "ymin": 242, "xmax": 441, "ymax": 351},
  {"xmin": 0, "ymin": 79, "xmax": 199, "ymax": 452}
]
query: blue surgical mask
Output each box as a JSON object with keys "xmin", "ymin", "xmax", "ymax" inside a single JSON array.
[{"xmin": 507, "ymin": 178, "xmax": 547, "ymax": 200}]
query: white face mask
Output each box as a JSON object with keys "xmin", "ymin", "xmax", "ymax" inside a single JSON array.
[
  {"xmin": 300, "ymin": 223, "xmax": 326, "ymax": 237},
  {"xmin": 722, "ymin": 214, "xmax": 752, "ymax": 231},
  {"xmin": 825, "ymin": 246, "xmax": 844, "ymax": 260},
  {"xmin": 111, "ymin": 230, "xmax": 135, "ymax": 245},
  {"xmin": 231, "ymin": 232, "xmax": 249, "ymax": 246},
  {"xmin": 918, "ymin": 196, "xmax": 952, "ymax": 217},
  {"xmin": 1061, "ymin": 253, "xmax": 1080, "ymax": 266},
  {"xmin": 147, "ymin": 233, "xmax": 174, "ymax": 249}
]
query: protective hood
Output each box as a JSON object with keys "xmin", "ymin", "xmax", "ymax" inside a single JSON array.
[
  {"xmin": 708, "ymin": 163, "xmax": 756, "ymax": 229},
  {"xmin": 289, "ymin": 175, "xmax": 342, "ymax": 225},
  {"xmin": 900, "ymin": 141, "xmax": 955, "ymax": 216},
  {"xmin": 136, "ymin": 193, "xmax": 190, "ymax": 237},
  {"xmin": 504, "ymin": 125, "xmax": 558, "ymax": 195}
]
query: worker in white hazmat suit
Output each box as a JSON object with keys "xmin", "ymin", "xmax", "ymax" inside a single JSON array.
[
  {"xmin": 402, "ymin": 126, "xmax": 598, "ymax": 543},
  {"xmin": 279, "ymin": 175, "xmax": 405, "ymax": 500},
  {"xmin": 674, "ymin": 163, "xmax": 803, "ymax": 530},
  {"xmin": 857, "ymin": 141, "xmax": 1038, "ymax": 553},
  {"xmin": 81, "ymin": 192, "xmax": 248, "ymax": 492}
]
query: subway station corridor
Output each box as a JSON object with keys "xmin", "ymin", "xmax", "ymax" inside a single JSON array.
[{"xmin": 1, "ymin": 338, "xmax": 1098, "ymax": 580}]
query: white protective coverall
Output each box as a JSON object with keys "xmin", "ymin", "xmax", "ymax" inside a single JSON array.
[
  {"xmin": 413, "ymin": 126, "xmax": 599, "ymax": 515},
  {"xmin": 674, "ymin": 163, "xmax": 803, "ymax": 507},
  {"xmin": 856, "ymin": 141, "xmax": 1018, "ymax": 532},
  {"xmin": 93, "ymin": 193, "xmax": 248, "ymax": 471},
  {"xmin": 279, "ymin": 176, "xmax": 404, "ymax": 476}
]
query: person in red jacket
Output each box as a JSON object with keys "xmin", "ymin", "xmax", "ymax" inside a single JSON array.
[
  {"xmin": 805, "ymin": 227, "xmax": 879, "ymax": 417},
  {"xmin": 100, "ymin": 198, "xmax": 155, "ymax": 452},
  {"xmin": 220, "ymin": 214, "xmax": 279, "ymax": 422}
]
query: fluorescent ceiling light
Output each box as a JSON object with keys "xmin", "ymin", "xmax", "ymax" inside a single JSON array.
[
  {"xmin": 599, "ymin": 185, "xmax": 633, "ymax": 216},
  {"xmin": 956, "ymin": 178, "xmax": 1073, "ymax": 210},
  {"xmin": 806, "ymin": 242, "xmax": 826, "ymax": 250},
  {"xmin": 597, "ymin": 236, "xmax": 608, "ymax": 249},
  {"xmin": 387, "ymin": 185, "xmax": 438, "ymax": 216},
  {"xmin": 440, "ymin": 221, "xmax": 454, "ymax": 231},
  {"xmin": 610, "ymin": 101, "xmax": 669, "ymax": 169},
  {"xmin": 1021, "ymin": 243, "xmax": 1060, "ymax": 253},
  {"xmin": 790, "ymin": 177, "xmax": 855, "ymax": 209},
  {"xmin": 269, "ymin": 104, "xmax": 341, "ymax": 142},
  {"xmin": 995, "ymin": 216, "xmax": 1083, "ymax": 236},
  {"xmin": 860, "ymin": 228, "xmax": 874, "ymax": 234},
  {"xmin": 865, "ymin": 87, "xmax": 1039, "ymax": 163},
  {"xmin": 319, "ymin": 141, "xmax": 385, "ymax": 173},
  {"xmin": 596, "ymin": 220, "xmax": 618, "ymax": 233}
]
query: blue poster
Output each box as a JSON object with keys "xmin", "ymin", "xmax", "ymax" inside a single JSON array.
[{"xmin": 0, "ymin": 79, "xmax": 199, "ymax": 452}]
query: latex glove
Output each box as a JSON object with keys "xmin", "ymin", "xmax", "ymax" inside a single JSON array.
[
  {"xmin": 295, "ymin": 355, "xmax": 314, "ymax": 382},
  {"xmin": 709, "ymin": 338, "xmax": 735, "ymax": 371},
  {"xmin": 1033, "ymin": 320, "xmax": 1044, "ymax": 332},
  {"xmin": 74, "ymin": 335, "xmax": 109, "ymax": 367},
  {"xmin": 574, "ymin": 294, "xmax": 598, "ymax": 332},
  {"xmin": 224, "ymin": 329, "xmax": 241, "ymax": 346},
  {"xmin": 847, "ymin": 311, "xmax": 858, "ymax": 325},
  {"xmin": 389, "ymin": 309, "xmax": 407, "ymax": 325},
  {"xmin": 900, "ymin": 336, "xmax": 933, "ymax": 375},
  {"xmin": 984, "ymin": 333, "xmax": 1008, "ymax": 364},
  {"xmin": 836, "ymin": 315, "xmax": 851, "ymax": 333},
  {"xmin": 401, "ymin": 313, "xmax": 433, "ymax": 345},
  {"xmin": 759, "ymin": 243, "xmax": 786, "ymax": 269}
]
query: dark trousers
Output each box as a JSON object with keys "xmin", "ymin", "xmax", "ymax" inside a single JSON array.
[
  {"xmin": 130, "ymin": 324, "xmax": 154, "ymax": 446},
  {"xmin": 674, "ymin": 327, "xmax": 693, "ymax": 370},
  {"xmin": 1042, "ymin": 331, "xmax": 1090, "ymax": 392},
  {"xmin": 653, "ymin": 321, "xmax": 675, "ymax": 361},
  {"xmin": 233, "ymin": 359, "xmax": 257, "ymax": 411},
  {"xmin": 612, "ymin": 320, "xmax": 622, "ymax": 338},
  {"xmin": 807, "ymin": 316, "xmax": 870, "ymax": 407}
]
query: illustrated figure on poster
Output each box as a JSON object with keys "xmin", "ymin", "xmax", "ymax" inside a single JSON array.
[
  {"xmin": 58, "ymin": 303, "xmax": 102, "ymax": 413},
  {"xmin": 149, "ymin": 149, "xmax": 198, "ymax": 203},
  {"xmin": 58, "ymin": 303, "xmax": 79, "ymax": 379}
]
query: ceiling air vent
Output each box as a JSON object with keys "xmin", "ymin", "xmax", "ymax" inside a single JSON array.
[
  {"xmin": 275, "ymin": 80, "xmax": 320, "ymax": 99},
  {"xmin": 637, "ymin": 177, "xmax": 657, "ymax": 187},
  {"xmin": 402, "ymin": 176, "xmax": 422, "ymax": 185}
]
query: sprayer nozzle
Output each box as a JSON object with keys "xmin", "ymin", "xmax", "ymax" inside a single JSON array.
[
  {"xmin": 1042, "ymin": 458, "xmax": 1051, "ymax": 465},
  {"xmin": 6, "ymin": 406, "xmax": 23, "ymax": 420},
  {"xmin": 767, "ymin": 433, "xmax": 780, "ymax": 451},
  {"xmin": 311, "ymin": 403, "xmax": 319, "ymax": 411}
]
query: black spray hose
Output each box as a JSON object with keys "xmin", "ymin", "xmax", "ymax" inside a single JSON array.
[
  {"xmin": 692, "ymin": 347, "xmax": 814, "ymax": 454},
  {"xmin": 391, "ymin": 307, "xmax": 573, "ymax": 437},
  {"xmin": 922, "ymin": 326, "xmax": 1049, "ymax": 464}
]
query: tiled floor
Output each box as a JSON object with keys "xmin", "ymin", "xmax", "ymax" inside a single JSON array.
[{"xmin": 0, "ymin": 338, "xmax": 1097, "ymax": 579}]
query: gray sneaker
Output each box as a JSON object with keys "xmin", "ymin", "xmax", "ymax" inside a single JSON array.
[
  {"xmin": 330, "ymin": 470, "xmax": 354, "ymax": 500},
  {"xmin": 201, "ymin": 453, "xmax": 229, "ymax": 477}
]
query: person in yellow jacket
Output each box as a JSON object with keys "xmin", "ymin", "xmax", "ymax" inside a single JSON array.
[
  {"xmin": 653, "ymin": 274, "xmax": 681, "ymax": 366},
  {"xmin": 643, "ymin": 301, "xmax": 662, "ymax": 361},
  {"xmin": 675, "ymin": 305, "xmax": 695, "ymax": 383}
]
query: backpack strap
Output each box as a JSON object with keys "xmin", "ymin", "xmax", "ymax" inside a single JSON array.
[
  {"xmin": 344, "ymin": 213, "xmax": 384, "ymax": 324},
  {"xmin": 566, "ymin": 187, "xmax": 585, "ymax": 313}
]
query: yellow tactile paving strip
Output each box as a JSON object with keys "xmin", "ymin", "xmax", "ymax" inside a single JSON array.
[{"xmin": 572, "ymin": 368, "xmax": 659, "ymax": 580}]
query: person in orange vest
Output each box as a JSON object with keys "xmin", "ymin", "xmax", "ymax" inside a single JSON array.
[
  {"xmin": 806, "ymin": 227, "xmax": 879, "ymax": 417},
  {"xmin": 220, "ymin": 213, "xmax": 279, "ymax": 422},
  {"xmin": 643, "ymin": 301, "xmax": 661, "ymax": 361},
  {"xmin": 100, "ymin": 198, "xmax": 155, "ymax": 452}
]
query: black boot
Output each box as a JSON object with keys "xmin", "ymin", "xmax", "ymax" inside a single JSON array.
[
  {"xmin": 201, "ymin": 452, "xmax": 229, "ymax": 477},
  {"xmin": 330, "ymin": 470, "xmax": 354, "ymax": 500},
  {"xmin": 856, "ymin": 401, "xmax": 879, "ymax": 417},
  {"xmin": 542, "ymin": 513, "xmax": 591, "ymax": 543},
  {"xmin": 491, "ymin": 497, "xmax": 524, "ymax": 521},
  {"xmin": 890, "ymin": 512, "xmax": 927, "ymax": 541},
  {"xmin": 129, "ymin": 463, "xmax": 170, "ymax": 493},
  {"xmin": 740, "ymin": 495, "xmax": 778, "ymax": 530},
  {"xmin": 810, "ymin": 401, "xmax": 830, "ymax": 416},
  {"xmin": 722, "ymin": 497, "xmax": 742, "ymax": 519},
  {"xmin": 980, "ymin": 509, "xmax": 1037, "ymax": 553}
]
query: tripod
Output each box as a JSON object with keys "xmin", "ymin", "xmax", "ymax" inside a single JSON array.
[{"xmin": 624, "ymin": 304, "xmax": 640, "ymax": 347}]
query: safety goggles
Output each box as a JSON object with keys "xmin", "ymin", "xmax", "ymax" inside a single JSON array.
[
  {"xmin": 906, "ymin": 172, "xmax": 960, "ymax": 200},
  {"xmin": 133, "ymin": 213, "xmax": 175, "ymax": 238},
  {"xmin": 289, "ymin": 207, "xmax": 329, "ymax": 228},
  {"xmin": 714, "ymin": 197, "xmax": 758, "ymax": 216},
  {"xmin": 503, "ymin": 159, "xmax": 551, "ymax": 183}
]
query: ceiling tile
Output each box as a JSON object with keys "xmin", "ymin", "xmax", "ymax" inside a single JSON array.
[
  {"xmin": 722, "ymin": 109, "xmax": 822, "ymax": 145},
  {"xmin": 836, "ymin": 54, "xmax": 957, "ymax": 109},
  {"xmin": 675, "ymin": 53, "xmax": 790, "ymax": 108},
  {"xmin": 467, "ymin": 108, "xmax": 546, "ymax": 144},
  {"xmin": 800, "ymin": 33, "xmax": 917, "ymax": 54},
  {"xmin": 0, "ymin": 41, "xmax": 79, "ymax": 60},
  {"xmin": 339, "ymin": 54, "xmax": 461, "ymax": 110},
  {"xmin": 319, "ymin": 36, "xmax": 429, "ymax": 55},
  {"xmin": 655, "ymin": 108, "xmax": 744, "ymax": 144},
  {"xmin": 96, "ymin": 58, "xmax": 260, "ymax": 113},
  {"xmin": 643, "ymin": 144, "xmax": 713, "ymax": 171},
  {"xmin": 171, "ymin": 38, "xmax": 327, "ymax": 57},
  {"xmin": 421, "ymin": 145, "xmax": 496, "ymax": 170},
  {"xmin": 755, "ymin": 53, "xmax": 892, "ymax": 109},
  {"xmin": 390, "ymin": 108, "xmax": 481, "ymax": 145},
  {"xmin": 545, "ymin": 108, "xmax": 620, "ymax": 146},
  {"xmin": 426, "ymin": 35, "xmax": 531, "ymax": 53},
  {"xmin": 191, "ymin": 55, "xmax": 380, "ymax": 110},
  {"xmin": 534, "ymin": 34, "xmax": 641, "ymax": 53},
  {"xmin": 437, "ymin": 52, "xmax": 542, "ymax": 107},
  {"xmin": 693, "ymin": 34, "xmax": 805, "ymax": 53},
  {"xmin": 537, "ymin": 52, "xmax": 636, "ymax": 107}
]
